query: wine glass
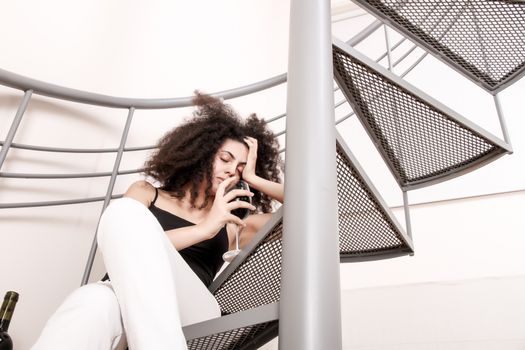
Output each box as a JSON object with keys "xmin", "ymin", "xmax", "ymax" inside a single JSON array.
[{"xmin": 222, "ymin": 180, "xmax": 251, "ymax": 262}]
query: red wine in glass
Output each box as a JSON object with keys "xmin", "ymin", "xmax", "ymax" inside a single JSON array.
[
  {"xmin": 230, "ymin": 180, "xmax": 251, "ymax": 219},
  {"xmin": 223, "ymin": 180, "xmax": 251, "ymax": 262}
]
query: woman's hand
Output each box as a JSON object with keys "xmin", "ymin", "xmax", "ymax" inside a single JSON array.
[
  {"xmin": 242, "ymin": 136, "xmax": 285, "ymax": 204},
  {"xmin": 198, "ymin": 176, "xmax": 255, "ymax": 239},
  {"xmin": 242, "ymin": 136, "xmax": 259, "ymax": 185}
]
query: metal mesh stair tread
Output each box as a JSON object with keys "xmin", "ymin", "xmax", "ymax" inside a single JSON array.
[
  {"xmin": 351, "ymin": 0, "xmax": 525, "ymax": 92},
  {"xmin": 333, "ymin": 38, "xmax": 512, "ymax": 191}
]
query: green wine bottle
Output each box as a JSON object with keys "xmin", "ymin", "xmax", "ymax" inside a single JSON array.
[{"xmin": 0, "ymin": 291, "xmax": 19, "ymax": 350}]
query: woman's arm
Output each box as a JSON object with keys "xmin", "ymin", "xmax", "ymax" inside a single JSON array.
[
  {"xmin": 237, "ymin": 213, "xmax": 273, "ymax": 250},
  {"xmin": 242, "ymin": 136, "xmax": 284, "ymax": 203},
  {"xmin": 124, "ymin": 181, "xmax": 206, "ymax": 250},
  {"xmin": 123, "ymin": 180, "xmax": 156, "ymax": 207},
  {"xmin": 125, "ymin": 178, "xmax": 255, "ymax": 251},
  {"xmin": 166, "ymin": 223, "xmax": 217, "ymax": 251},
  {"xmin": 244, "ymin": 176, "xmax": 284, "ymax": 204}
]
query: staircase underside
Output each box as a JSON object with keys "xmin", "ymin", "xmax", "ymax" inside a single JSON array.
[{"xmin": 351, "ymin": 0, "xmax": 525, "ymax": 93}]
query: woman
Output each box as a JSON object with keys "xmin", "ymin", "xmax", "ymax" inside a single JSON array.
[{"xmin": 32, "ymin": 93, "xmax": 284, "ymax": 350}]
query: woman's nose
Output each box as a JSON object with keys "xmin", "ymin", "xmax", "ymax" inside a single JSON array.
[{"xmin": 225, "ymin": 164, "xmax": 237, "ymax": 177}]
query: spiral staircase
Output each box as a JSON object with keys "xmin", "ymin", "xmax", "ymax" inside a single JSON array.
[{"xmin": 0, "ymin": 1, "xmax": 523, "ymax": 349}]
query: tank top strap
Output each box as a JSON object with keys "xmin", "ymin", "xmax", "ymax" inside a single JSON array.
[{"xmin": 151, "ymin": 187, "xmax": 159, "ymax": 206}]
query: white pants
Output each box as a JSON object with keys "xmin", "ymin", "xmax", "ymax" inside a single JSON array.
[{"xmin": 32, "ymin": 197, "xmax": 221, "ymax": 350}]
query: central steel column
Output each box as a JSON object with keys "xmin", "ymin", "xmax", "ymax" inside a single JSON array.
[{"xmin": 279, "ymin": 0, "xmax": 342, "ymax": 348}]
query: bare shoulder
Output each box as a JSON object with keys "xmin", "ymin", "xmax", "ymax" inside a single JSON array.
[{"xmin": 123, "ymin": 180, "xmax": 156, "ymax": 207}]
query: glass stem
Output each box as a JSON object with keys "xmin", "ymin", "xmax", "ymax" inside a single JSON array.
[{"xmin": 236, "ymin": 225, "xmax": 242, "ymax": 250}]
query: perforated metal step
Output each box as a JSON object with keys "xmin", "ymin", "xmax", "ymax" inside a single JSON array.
[
  {"xmin": 333, "ymin": 38, "xmax": 512, "ymax": 191},
  {"xmin": 336, "ymin": 132, "xmax": 413, "ymax": 262},
  {"xmin": 352, "ymin": 0, "xmax": 525, "ymax": 93},
  {"xmin": 183, "ymin": 303, "xmax": 279, "ymax": 350}
]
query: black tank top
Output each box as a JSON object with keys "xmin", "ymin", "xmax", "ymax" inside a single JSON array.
[
  {"xmin": 102, "ymin": 190, "xmax": 229, "ymax": 287},
  {"xmin": 148, "ymin": 188, "xmax": 229, "ymax": 287}
]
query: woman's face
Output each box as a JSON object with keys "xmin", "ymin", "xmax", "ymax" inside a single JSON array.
[{"xmin": 211, "ymin": 138, "xmax": 249, "ymax": 194}]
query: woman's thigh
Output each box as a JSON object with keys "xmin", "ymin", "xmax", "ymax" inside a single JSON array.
[
  {"xmin": 33, "ymin": 281, "xmax": 125, "ymax": 350},
  {"xmin": 164, "ymin": 240, "xmax": 222, "ymax": 326}
]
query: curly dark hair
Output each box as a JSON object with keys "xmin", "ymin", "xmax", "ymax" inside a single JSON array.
[{"xmin": 144, "ymin": 92, "xmax": 282, "ymax": 213}]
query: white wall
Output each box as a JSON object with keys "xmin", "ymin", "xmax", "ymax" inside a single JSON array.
[
  {"xmin": 338, "ymin": 192, "xmax": 525, "ymax": 350},
  {"xmin": 340, "ymin": 274, "xmax": 525, "ymax": 350},
  {"xmin": 1, "ymin": 1, "xmax": 524, "ymax": 349}
]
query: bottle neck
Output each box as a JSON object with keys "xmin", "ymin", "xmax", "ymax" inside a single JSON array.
[{"xmin": 0, "ymin": 292, "xmax": 18, "ymax": 332}]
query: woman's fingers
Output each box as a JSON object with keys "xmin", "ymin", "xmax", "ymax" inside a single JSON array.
[
  {"xmin": 227, "ymin": 215, "xmax": 246, "ymax": 228},
  {"xmin": 243, "ymin": 137, "xmax": 258, "ymax": 180},
  {"xmin": 244, "ymin": 136, "xmax": 257, "ymax": 145},
  {"xmin": 213, "ymin": 177, "xmax": 256, "ymax": 229},
  {"xmin": 244, "ymin": 137, "xmax": 258, "ymax": 156},
  {"xmin": 226, "ymin": 199, "xmax": 256, "ymax": 212},
  {"xmin": 216, "ymin": 176, "xmax": 238, "ymax": 197},
  {"xmin": 223, "ymin": 188, "xmax": 253, "ymax": 202}
]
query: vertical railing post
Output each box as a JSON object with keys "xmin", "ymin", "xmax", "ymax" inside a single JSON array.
[
  {"xmin": 279, "ymin": 0, "xmax": 342, "ymax": 348},
  {"xmin": 384, "ymin": 24, "xmax": 393, "ymax": 71},
  {"xmin": 493, "ymin": 94, "xmax": 512, "ymax": 148},
  {"xmin": 402, "ymin": 190, "xmax": 413, "ymax": 242},
  {"xmin": 81, "ymin": 107, "xmax": 135, "ymax": 285},
  {"xmin": 0, "ymin": 90, "xmax": 33, "ymax": 170}
]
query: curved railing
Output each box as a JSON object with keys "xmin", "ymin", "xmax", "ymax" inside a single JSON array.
[{"xmin": 0, "ymin": 67, "xmax": 287, "ymax": 109}]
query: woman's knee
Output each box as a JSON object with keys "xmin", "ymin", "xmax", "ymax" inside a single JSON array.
[
  {"xmin": 33, "ymin": 283, "xmax": 123, "ymax": 349},
  {"xmin": 97, "ymin": 199, "xmax": 133, "ymax": 248},
  {"xmin": 97, "ymin": 198, "xmax": 162, "ymax": 249}
]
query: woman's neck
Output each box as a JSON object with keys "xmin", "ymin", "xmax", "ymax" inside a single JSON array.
[{"xmin": 179, "ymin": 182, "xmax": 212, "ymax": 212}]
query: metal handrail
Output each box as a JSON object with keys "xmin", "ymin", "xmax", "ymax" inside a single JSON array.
[
  {"xmin": 0, "ymin": 68, "xmax": 287, "ymax": 109},
  {"xmin": 0, "ymin": 141, "xmax": 156, "ymax": 153},
  {"xmin": 0, "ymin": 194, "xmax": 123, "ymax": 209},
  {"xmin": 0, "ymin": 168, "xmax": 142, "ymax": 179}
]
